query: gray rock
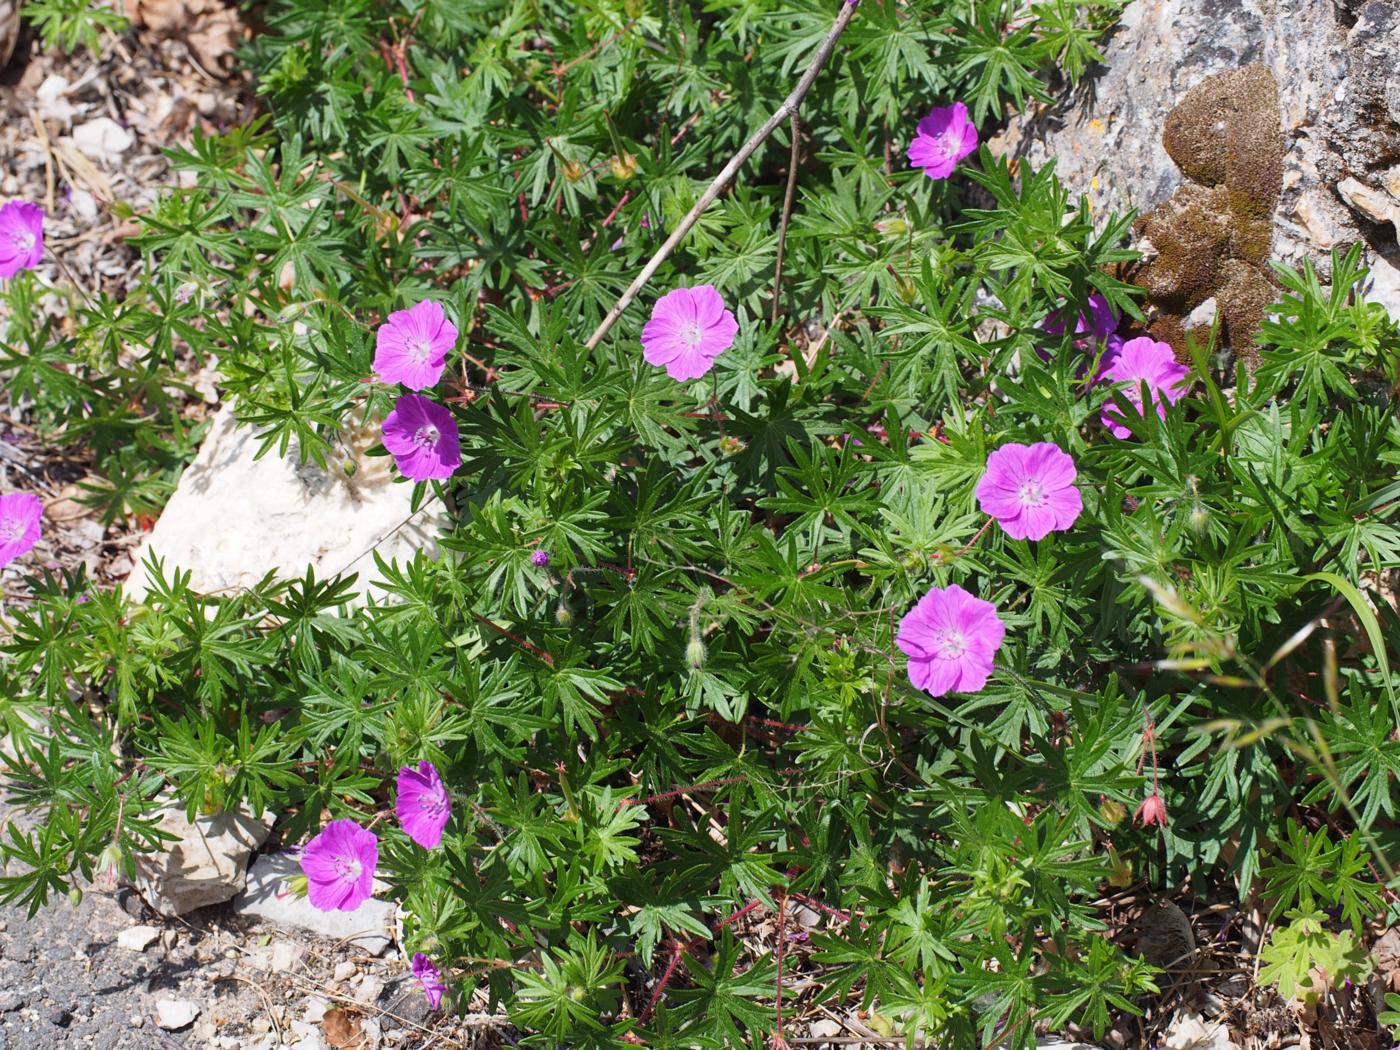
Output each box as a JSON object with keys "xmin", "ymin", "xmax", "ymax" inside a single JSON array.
[
  {"xmin": 233, "ymin": 853, "xmax": 395, "ymax": 956},
  {"xmin": 131, "ymin": 801, "xmax": 274, "ymax": 917},
  {"xmin": 123, "ymin": 402, "xmax": 451, "ymax": 604},
  {"xmin": 993, "ymin": 0, "xmax": 1400, "ymax": 295}
]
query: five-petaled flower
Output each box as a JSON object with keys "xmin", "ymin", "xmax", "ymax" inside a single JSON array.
[
  {"xmin": 1135, "ymin": 791, "xmax": 1169, "ymax": 829},
  {"xmin": 0, "ymin": 201, "xmax": 44, "ymax": 278},
  {"xmin": 300, "ymin": 819, "xmax": 378, "ymax": 912},
  {"xmin": 1099, "ymin": 336, "xmax": 1190, "ymax": 439},
  {"xmin": 907, "ymin": 102, "xmax": 978, "ymax": 180},
  {"xmin": 374, "ymin": 299, "xmax": 457, "ymax": 391},
  {"xmin": 640, "ymin": 285, "xmax": 738, "ymax": 382},
  {"xmin": 412, "ymin": 952, "xmax": 447, "ymax": 1010},
  {"xmin": 382, "ymin": 394, "xmax": 461, "ymax": 481},
  {"xmin": 896, "ymin": 583, "xmax": 1006, "ymax": 697},
  {"xmin": 396, "ymin": 760, "xmax": 451, "ymax": 849},
  {"xmin": 975, "ymin": 442, "xmax": 1083, "ymax": 541},
  {"xmin": 0, "ymin": 492, "xmax": 43, "ymax": 568}
]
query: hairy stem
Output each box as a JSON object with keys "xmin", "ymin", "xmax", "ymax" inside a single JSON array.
[{"xmin": 584, "ymin": 1, "xmax": 858, "ymax": 350}]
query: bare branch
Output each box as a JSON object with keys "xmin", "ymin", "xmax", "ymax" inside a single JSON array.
[{"xmin": 584, "ymin": 1, "xmax": 859, "ymax": 350}]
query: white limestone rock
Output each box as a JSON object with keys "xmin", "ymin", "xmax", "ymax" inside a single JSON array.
[
  {"xmin": 123, "ymin": 402, "xmax": 449, "ymax": 603},
  {"xmin": 131, "ymin": 800, "xmax": 274, "ymax": 916},
  {"xmin": 234, "ymin": 852, "xmax": 396, "ymax": 955}
]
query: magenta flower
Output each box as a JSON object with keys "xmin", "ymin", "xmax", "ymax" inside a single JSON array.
[
  {"xmin": 0, "ymin": 201, "xmax": 44, "ymax": 278},
  {"xmin": 530, "ymin": 549, "xmax": 550, "ymax": 567},
  {"xmin": 640, "ymin": 285, "xmax": 738, "ymax": 382},
  {"xmin": 1045, "ymin": 292, "xmax": 1117, "ymax": 344},
  {"xmin": 412, "ymin": 952, "xmax": 447, "ymax": 1010},
  {"xmin": 1099, "ymin": 336, "xmax": 1190, "ymax": 439},
  {"xmin": 975, "ymin": 442, "xmax": 1083, "ymax": 541},
  {"xmin": 300, "ymin": 819, "xmax": 378, "ymax": 913},
  {"xmin": 0, "ymin": 492, "xmax": 42, "ymax": 568},
  {"xmin": 374, "ymin": 299, "xmax": 457, "ymax": 391},
  {"xmin": 396, "ymin": 760, "xmax": 451, "ymax": 849},
  {"xmin": 907, "ymin": 102, "xmax": 978, "ymax": 180},
  {"xmin": 896, "ymin": 584, "xmax": 1006, "ymax": 697},
  {"xmin": 382, "ymin": 394, "xmax": 461, "ymax": 481}
]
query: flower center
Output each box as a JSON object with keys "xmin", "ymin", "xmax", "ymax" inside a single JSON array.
[
  {"xmin": 0, "ymin": 518, "xmax": 23, "ymax": 542},
  {"xmin": 412, "ymin": 425, "xmax": 440, "ymax": 449},
  {"xmin": 1017, "ymin": 479, "xmax": 1046, "ymax": 509},
  {"xmin": 407, "ymin": 337, "xmax": 433, "ymax": 364},
  {"xmin": 931, "ymin": 628, "xmax": 967, "ymax": 660},
  {"xmin": 11, "ymin": 230, "xmax": 34, "ymax": 254},
  {"xmin": 419, "ymin": 791, "xmax": 445, "ymax": 815},
  {"xmin": 679, "ymin": 321, "xmax": 704, "ymax": 347},
  {"xmin": 334, "ymin": 856, "xmax": 362, "ymax": 882}
]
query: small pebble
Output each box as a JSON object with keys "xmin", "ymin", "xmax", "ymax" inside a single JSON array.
[{"xmin": 48, "ymin": 1007, "xmax": 71, "ymax": 1027}]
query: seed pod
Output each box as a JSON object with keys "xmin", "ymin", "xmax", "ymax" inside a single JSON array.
[
  {"xmin": 555, "ymin": 600, "xmax": 574, "ymax": 627},
  {"xmin": 608, "ymin": 153, "xmax": 638, "ymax": 181},
  {"xmin": 685, "ymin": 638, "xmax": 706, "ymax": 669}
]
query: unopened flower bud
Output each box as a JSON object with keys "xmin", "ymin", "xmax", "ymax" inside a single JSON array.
[
  {"xmin": 685, "ymin": 638, "xmax": 706, "ymax": 669},
  {"xmin": 718, "ymin": 435, "xmax": 745, "ymax": 455},
  {"xmin": 608, "ymin": 153, "xmax": 638, "ymax": 181},
  {"xmin": 554, "ymin": 600, "xmax": 573, "ymax": 626},
  {"xmin": 67, "ymin": 886, "xmax": 84, "ymax": 906},
  {"xmin": 895, "ymin": 277, "xmax": 918, "ymax": 304},
  {"xmin": 1098, "ymin": 797, "xmax": 1127, "ymax": 825},
  {"xmin": 562, "ymin": 159, "xmax": 585, "ymax": 182},
  {"xmin": 1188, "ymin": 503, "xmax": 1209, "ymax": 535},
  {"xmin": 874, "ymin": 217, "xmax": 909, "ymax": 238}
]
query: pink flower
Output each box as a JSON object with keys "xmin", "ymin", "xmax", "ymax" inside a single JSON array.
[
  {"xmin": 412, "ymin": 953, "xmax": 447, "ymax": 1010},
  {"xmin": 975, "ymin": 442, "xmax": 1083, "ymax": 541},
  {"xmin": 1135, "ymin": 791, "xmax": 1169, "ymax": 829},
  {"xmin": 396, "ymin": 760, "xmax": 450, "ymax": 849},
  {"xmin": 530, "ymin": 549, "xmax": 550, "ymax": 567},
  {"xmin": 300, "ymin": 819, "xmax": 378, "ymax": 912},
  {"xmin": 0, "ymin": 201, "xmax": 44, "ymax": 278},
  {"xmin": 1099, "ymin": 336, "xmax": 1190, "ymax": 439},
  {"xmin": 374, "ymin": 299, "xmax": 457, "ymax": 391},
  {"xmin": 907, "ymin": 102, "xmax": 978, "ymax": 180},
  {"xmin": 382, "ymin": 394, "xmax": 460, "ymax": 481},
  {"xmin": 1045, "ymin": 292, "xmax": 1117, "ymax": 344},
  {"xmin": 0, "ymin": 492, "xmax": 43, "ymax": 567},
  {"xmin": 640, "ymin": 285, "xmax": 738, "ymax": 382},
  {"xmin": 896, "ymin": 584, "xmax": 1006, "ymax": 697}
]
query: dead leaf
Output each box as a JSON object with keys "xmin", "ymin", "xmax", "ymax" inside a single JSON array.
[
  {"xmin": 45, "ymin": 482, "xmax": 98, "ymax": 523},
  {"xmin": 321, "ymin": 1008, "xmax": 365, "ymax": 1050}
]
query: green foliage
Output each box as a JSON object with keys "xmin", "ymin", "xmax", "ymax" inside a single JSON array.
[
  {"xmin": 1259, "ymin": 908, "xmax": 1372, "ymax": 1002},
  {"xmin": 2, "ymin": 0, "xmax": 1398, "ymax": 1045},
  {"xmin": 21, "ymin": 0, "xmax": 128, "ymax": 55}
]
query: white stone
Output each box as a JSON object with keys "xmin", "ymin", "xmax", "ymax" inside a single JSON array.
[
  {"xmin": 132, "ymin": 800, "xmax": 274, "ymax": 916},
  {"xmin": 1365, "ymin": 255, "xmax": 1400, "ymax": 324},
  {"xmin": 154, "ymin": 998, "xmax": 200, "ymax": 1031},
  {"xmin": 71, "ymin": 117, "xmax": 135, "ymax": 163},
  {"xmin": 302, "ymin": 995, "xmax": 330, "ymax": 1024},
  {"xmin": 353, "ymin": 974, "xmax": 385, "ymax": 1005},
  {"xmin": 333, "ymin": 961, "xmax": 357, "ymax": 982},
  {"xmin": 1337, "ymin": 177, "xmax": 1400, "ymax": 237},
  {"xmin": 115, "ymin": 925, "xmax": 161, "ymax": 952},
  {"xmin": 264, "ymin": 939, "xmax": 305, "ymax": 972},
  {"xmin": 35, "ymin": 75, "xmax": 77, "ymax": 126},
  {"xmin": 123, "ymin": 403, "xmax": 450, "ymax": 604},
  {"xmin": 1183, "ymin": 297, "xmax": 1218, "ymax": 331},
  {"xmin": 234, "ymin": 852, "xmax": 396, "ymax": 955}
]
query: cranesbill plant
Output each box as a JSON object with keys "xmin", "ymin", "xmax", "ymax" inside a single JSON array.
[{"xmin": 3, "ymin": 0, "xmax": 1399, "ymax": 1046}]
